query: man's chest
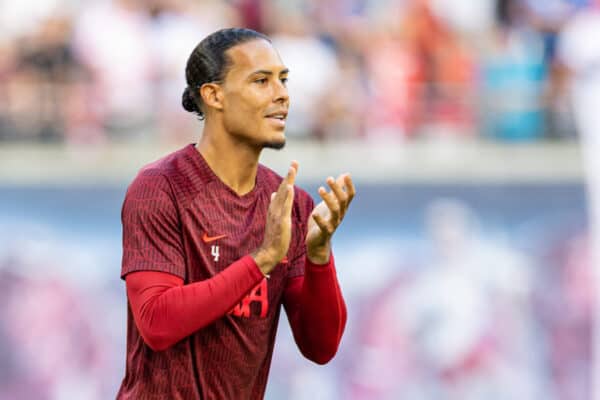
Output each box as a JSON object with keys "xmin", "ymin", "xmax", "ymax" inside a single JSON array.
[
  {"xmin": 179, "ymin": 188, "xmax": 303, "ymax": 281},
  {"xmin": 181, "ymin": 190, "xmax": 269, "ymax": 267},
  {"xmin": 178, "ymin": 189, "xmax": 304, "ymax": 319}
]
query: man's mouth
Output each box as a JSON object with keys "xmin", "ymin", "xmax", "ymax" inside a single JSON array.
[
  {"xmin": 265, "ymin": 110, "xmax": 288, "ymax": 128},
  {"xmin": 265, "ymin": 110, "xmax": 288, "ymax": 120}
]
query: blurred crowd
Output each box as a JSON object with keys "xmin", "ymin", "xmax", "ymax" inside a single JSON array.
[
  {"xmin": 344, "ymin": 200, "xmax": 592, "ymax": 400},
  {"xmin": 0, "ymin": 194, "xmax": 591, "ymax": 399},
  {"xmin": 0, "ymin": 0, "xmax": 597, "ymax": 144}
]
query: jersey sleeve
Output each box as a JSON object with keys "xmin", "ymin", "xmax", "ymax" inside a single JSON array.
[
  {"xmin": 121, "ymin": 171, "xmax": 185, "ymax": 279},
  {"xmin": 125, "ymin": 255, "xmax": 264, "ymax": 351},
  {"xmin": 283, "ymin": 253, "xmax": 347, "ymax": 364},
  {"xmin": 287, "ymin": 189, "xmax": 315, "ymax": 279}
]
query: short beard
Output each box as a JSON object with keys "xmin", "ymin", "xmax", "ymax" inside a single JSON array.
[{"xmin": 262, "ymin": 139, "xmax": 286, "ymax": 150}]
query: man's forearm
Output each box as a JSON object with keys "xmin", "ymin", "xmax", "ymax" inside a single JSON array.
[
  {"xmin": 285, "ymin": 254, "xmax": 347, "ymax": 364},
  {"xmin": 126, "ymin": 255, "xmax": 264, "ymax": 351}
]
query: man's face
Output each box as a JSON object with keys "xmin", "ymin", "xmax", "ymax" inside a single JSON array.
[{"xmin": 219, "ymin": 39, "xmax": 290, "ymax": 149}]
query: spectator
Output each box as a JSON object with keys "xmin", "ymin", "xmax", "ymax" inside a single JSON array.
[
  {"xmin": 73, "ymin": 0, "xmax": 155, "ymax": 140},
  {"xmin": 348, "ymin": 199, "xmax": 542, "ymax": 399},
  {"xmin": 147, "ymin": 0, "xmax": 240, "ymax": 143},
  {"xmin": 4, "ymin": 14, "xmax": 90, "ymax": 142},
  {"xmin": 363, "ymin": 0, "xmax": 476, "ymax": 141},
  {"xmin": 480, "ymin": 0, "xmax": 548, "ymax": 141},
  {"xmin": 0, "ymin": 0, "xmax": 594, "ymax": 143}
]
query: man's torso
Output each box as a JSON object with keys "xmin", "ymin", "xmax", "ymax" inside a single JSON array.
[{"xmin": 118, "ymin": 144, "xmax": 312, "ymax": 399}]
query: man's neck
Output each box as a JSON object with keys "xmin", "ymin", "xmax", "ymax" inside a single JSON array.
[{"xmin": 196, "ymin": 124, "xmax": 261, "ymax": 196}]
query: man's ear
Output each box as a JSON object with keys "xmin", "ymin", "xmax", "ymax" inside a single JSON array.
[{"xmin": 199, "ymin": 83, "xmax": 224, "ymax": 113}]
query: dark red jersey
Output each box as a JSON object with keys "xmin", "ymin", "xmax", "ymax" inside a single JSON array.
[{"xmin": 117, "ymin": 144, "xmax": 339, "ymax": 399}]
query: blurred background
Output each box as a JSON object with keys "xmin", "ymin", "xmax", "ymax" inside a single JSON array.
[{"xmin": 0, "ymin": 0, "xmax": 598, "ymax": 399}]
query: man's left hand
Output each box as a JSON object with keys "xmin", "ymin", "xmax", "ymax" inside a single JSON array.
[{"xmin": 306, "ymin": 173, "xmax": 355, "ymax": 264}]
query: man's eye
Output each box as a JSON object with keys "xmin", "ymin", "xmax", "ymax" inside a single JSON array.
[
  {"xmin": 255, "ymin": 78, "xmax": 268, "ymax": 84},
  {"xmin": 281, "ymin": 77, "xmax": 288, "ymax": 85}
]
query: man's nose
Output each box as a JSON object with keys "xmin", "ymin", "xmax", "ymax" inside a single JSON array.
[{"xmin": 274, "ymin": 81, "xmax": 289, "ymax": 104}]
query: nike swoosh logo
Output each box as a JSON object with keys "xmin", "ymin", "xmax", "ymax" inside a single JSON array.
[{"xmin": 202, "ymin": 233, "xmax": 227, "ymax": 243}]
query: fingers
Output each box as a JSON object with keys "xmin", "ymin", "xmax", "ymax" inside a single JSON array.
[
  {"xmin": 318, "ymin": 185, "xmax": 341, "ymax": 226},
  {"xmin": 281, "ymin": 162, "xmax": 297, "ymax": 209},
  {"xmin": 271, "ymin": 184, "xmax": 294, "ymax": 218},
  {"xmin": 334, "ymin": 173, "xmax": 355, "ymax": 203},
  {"xmin": 283, "ymin": 184, "xmax": 294, "ymax": 216},
  {"xmin": 279, "ymin": 164, "xmax": 296, "ymax": 194},
  {"xmin": 312, "ymin": 213, "xmax": 335, "ymax": 236},
  {"xmin": 272, "ymin": 161, "xmax": 298, "ymax": 206},
  {"xmin": 327, "ymin": 176, "xmax": 349, "ymax": 218},
  {"xmin": 316, "ymin": 172, "xmax": 355, "ymax": 230},
  {"xmin": 343, "ymin": 174, "xmax": 356, "ymax": 205},
  {"xmin": 283, "ymin": 160, "xmax": 298, "ymax": 186}
]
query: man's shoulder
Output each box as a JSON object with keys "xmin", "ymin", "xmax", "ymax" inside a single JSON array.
[
  {"xmin": 127, "ymin": 144, "xmax": 199, "ymax": 202},
  {"xmin": 137, "ymin": 144, "xmax": 194, "ymax": 179}
]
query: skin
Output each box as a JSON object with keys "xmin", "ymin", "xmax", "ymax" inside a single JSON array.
[{"xmin": 195, "ymin": 38, "xmax": 355, "ymax": 275}]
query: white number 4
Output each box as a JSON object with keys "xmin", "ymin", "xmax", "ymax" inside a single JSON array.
[{"xmin": 211, "ymin": 245, "xmax": 220, "ymax": 261}]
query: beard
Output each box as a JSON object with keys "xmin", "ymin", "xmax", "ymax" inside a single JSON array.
[{"xmin": 262, "ymin": 138, "xmax": 286, "ymax": 150}]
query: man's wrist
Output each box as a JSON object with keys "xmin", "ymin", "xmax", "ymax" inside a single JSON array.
[
  {"xmin": 306, "ymin": 244, "xmax": 331, "ymax": 265},
  {"xmin": 251, "ymin": 248, "xmax": 277, "ymax": 277}
]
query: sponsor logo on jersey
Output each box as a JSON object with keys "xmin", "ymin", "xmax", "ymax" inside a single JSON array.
[
  {"xmin": 202, "ymin": 232, "xmax": 227, "ymax": 243},
  {"xmin": 229, "ymin": 279, "xmax": 269, "ymax": 318}
]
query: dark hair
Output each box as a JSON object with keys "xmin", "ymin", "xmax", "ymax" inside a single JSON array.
[{"xmin": 182, "ymin": 28, "xmax": 271, "ymax": 120}]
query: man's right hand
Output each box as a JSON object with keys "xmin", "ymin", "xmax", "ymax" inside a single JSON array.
[{"xmin": 252, "ymin": 161, "xmax": 298, "ymax": 276}]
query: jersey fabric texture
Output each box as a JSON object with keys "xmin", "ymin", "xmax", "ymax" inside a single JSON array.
[{"xmin": 117, "ymin": 144, "xmax": 339, "ymax": 399}]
